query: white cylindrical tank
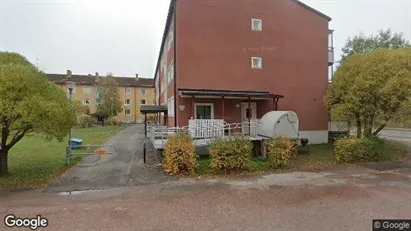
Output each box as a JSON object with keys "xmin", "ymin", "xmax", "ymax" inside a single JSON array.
[{"xmin": 257, "ymin": 111, "xmax": 299, "ymax": 139}]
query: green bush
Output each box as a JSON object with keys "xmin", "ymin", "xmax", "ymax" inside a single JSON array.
[
  {"xmin": 106, "ymin": 117, "xmax": 119, "ymax": 126},
  {"xmin": 334, "ymin": 137, "xmax": 385, "ymax": 163},
  {"xmin": 163, "ymin": 133, "xmax": 197, "ymax": 175},
  {"xmin": 266, "ymin": 137, "xmax": 295, "ymax": 167},
  {"xmin": 209, "ymin": 136, "xmax": 252, "ymax": 171},
  {"xmin": 78, "ymin": 115, "xmax": 94, "ymax": 128}
]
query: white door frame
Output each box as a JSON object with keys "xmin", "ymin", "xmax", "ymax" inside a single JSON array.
[
  {"xmin": 241, "ymin": 102, "xmax": 257, "ymax": 134},
  {"xmin": 194, "ymin": 103, "xmax": 214, "ymax": 119}
]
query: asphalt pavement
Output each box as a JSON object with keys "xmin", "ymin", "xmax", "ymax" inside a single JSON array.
[{"xmin": 2, "ymin": 166, "xmax": 411, "ymax": 230}]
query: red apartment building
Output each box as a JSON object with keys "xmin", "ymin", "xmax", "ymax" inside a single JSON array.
[{"xmin": 154, "ymin": 0, "xmax": 334, "ymax": 144}]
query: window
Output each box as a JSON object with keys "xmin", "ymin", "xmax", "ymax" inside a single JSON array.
[
  {"xmin": 83, "ymin": 87, "xmax": 91, "ymax": 94},
  {"xmin": 167, "ymin": 97, "xmax": 175, "ymax": 117},
  {"xmin": 251, "ymin": 57, "xmax": 262, "ymax": 69},
  {"xmin": 125, "ymin": 88, "xmax": 131, "ymax": 94},
  {"xmin": 140, "ymin": 88, "xmax": 146, "ymax": 95},
  {"xmin": 252, "ymin": 19, "xmax": 262, "ymax": 31},
  {"xmin": 125, "ymin": 109, "xmax": 131, "ymax": 115},
  {"xmin": 140, "ymin": 99, "xmax": 146, "ymax": 105},
  {"xmin": 195, "ymin": 104, "xmax": 213, "ymax": 119},
  {"xmin": 167, "ymin": 61, "xmax": 174, "ymax": 83},
  {"xmin": 125, "ymin": 99, "xmax": 131, "ymax": 105},
  {"xmin": 83, "ymin": 98, "xmax": 90, "ymax": 105}
]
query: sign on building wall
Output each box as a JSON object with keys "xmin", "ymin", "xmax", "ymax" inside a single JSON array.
[{"xmin": 179, "ymin": 105, "xmax": 185, "ymax": 111}]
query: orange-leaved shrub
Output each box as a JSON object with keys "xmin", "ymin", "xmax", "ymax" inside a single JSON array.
[
  {"xmin": 163, "ymin": 133, "xmax": 197, "ymax": 175},
  {"xmin": 266, "ymin": 136, "xmax": 295, "ymax": 167},
  {"xmin": 209, "ymin": 136, "xmax": 252, "ymax": 171}
]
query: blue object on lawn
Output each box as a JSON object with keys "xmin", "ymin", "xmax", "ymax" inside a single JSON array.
[{"xmin": 70, "ymin": 138, "xmax": 83, "ymax": 149}]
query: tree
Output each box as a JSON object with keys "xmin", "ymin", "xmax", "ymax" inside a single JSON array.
[
  {"xmin": 326, "ymin": 48, "xmax": 411, "ymax": 138},
  {"xmin": 0, "ymin": 52, "xmax": 77, "ymax": 176},
  {"xmin": 341, "ymin": 29, "xmax": 410, "ymax": 62},
  {"xmin": 95, "ymin": 74, "xmax": 122, "ymax": 125},
  {"xmin": 74, "ymin": 100, "xmax": 91, "ymax": 116}
]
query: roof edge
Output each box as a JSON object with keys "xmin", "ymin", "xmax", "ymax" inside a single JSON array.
[
  {"xmin": 154, "ymin": 0, "xmax": 175, "ymax": 81},
  {"xmin": 292, "ymin": 0, "xmax": 332, "ymax": 21}
]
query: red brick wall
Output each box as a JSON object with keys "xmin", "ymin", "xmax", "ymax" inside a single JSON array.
[{"xmin": 175, "ymin": 0, "xmax": 329, "ymax": 130}]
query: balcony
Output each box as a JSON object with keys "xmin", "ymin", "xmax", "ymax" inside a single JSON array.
[{"xmin": 328, "ymin": 47, "xmax": 334, "ymax": 65}]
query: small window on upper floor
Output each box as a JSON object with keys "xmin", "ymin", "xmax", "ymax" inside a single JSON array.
[
  {"xmin": 125, "ymin": 99, "xmax": 131, "ymax": 105},
  {"xmin": 140, "ymin": 88, "xmax": 146, "ymax": 95},
  {"xmin": 252, "ymin": 19, "xmax": 262, "ymax": 31},
  {"xmin": 140, "ymin": 99, "xmax": 146, "ymax": 105},
  {"xmin": 83, "ymin": 87, "xmax": 91, "ymax": 94},
  {"xmin": 83, "ymin": 98, "xmax": 90, "ymax": 105},
  {"xmin": 251, "ymin": 57, "xmax": 262, "ymax": 69},
  {"xmin": 125, "ymin": 88, "xmax": 132, "ymax": 94}
]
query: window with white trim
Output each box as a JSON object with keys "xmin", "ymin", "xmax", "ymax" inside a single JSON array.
[
  {"xmin": 167, "ymin": 97, "xmax": 175, "ymax": 117},
  {"xmin": 140, "ymin": 99, "xmax": 146, "ymax": 105},
  {"xmin": 251, "ymin": 57, "xmax": 262, "ymax": 69},
  {"xmin": 167, "ymin": 62, "xmax": 174, "ymax": 83},
  {"xmin": 125, "ymin": 88, "xmax": 131, "ymax": 94},
  {"xmin": 83, "ymin": 98, "xmax": 90, "ymax": 105},
  {"xmin": 83, "ymin": 87, "xmax": 91, "ymax": 94},
  {"xmin": 140, "ymin": 88, "xmax": 146, "ymax": 95},
  {"xmin": 125, "ymin": 109, "xmax": 131, "ymax": 115},
  {"xmin": 125, "ymin": 99, "xmax": 131, "ymax": 105},
  {"xmin": 252, "ymin": 19, "xmax": 262, "ymax": 31}
]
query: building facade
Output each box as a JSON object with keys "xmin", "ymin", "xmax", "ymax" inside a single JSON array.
[
  {"xmin": 47, "ymin": 70, "xmax": 155, "ymax": 123},
  {"xmin": 154, "ymin": 0, "xmax": 334, "ymax": 144}
]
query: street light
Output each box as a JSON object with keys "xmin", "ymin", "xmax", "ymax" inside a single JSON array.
[{"xmin": 66, "ymin": 81, "xmax": 75, "ymax": 165}]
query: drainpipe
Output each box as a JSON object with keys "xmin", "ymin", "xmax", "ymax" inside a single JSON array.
[{"xmin": 173, "ymin": 1, "xmax": 177, "ymax": 127}]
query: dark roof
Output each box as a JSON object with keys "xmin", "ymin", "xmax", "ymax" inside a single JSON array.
[
  {"xmin": 46, "ymin": 73, "xmax": 154, "ymax": 87},
  {"xmin": 292, "ymin": 0, "xmax": 332, "ymax": 21},
  {"xmin": 138, "ymin": 78, "xmax": 155, "ymax": 86},
  {"xmin": 178, "ymin": 88, "xmax": 284, "ymax": 99},
  {"xmin": 140, "ymin": 105, "xmax": 168, "ymax": 114}
]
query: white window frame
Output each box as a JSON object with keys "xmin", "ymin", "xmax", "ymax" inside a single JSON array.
[
  {"xmin": 140, "ymin": 88, "xmax": 146, "ymax": 95},
  {"xmin": 125, "ymin": 108, "xmax": 131, "ymax": 115},
  {"xmin": 251, "ymin": 18, "xmax": 262, "ymax": 31},
  {"xmin": 167, "ymin": 97, "xmax": 175, "ymax": 117},
  {"xmin": 125, "ymin": 99, "xmax": 131, "ymax": 105},
  {"xmin": 251, "ymin": 57, "xmax": 262, "ymax": 69},
  {"xmin": 194, "ymin": 103, "xmax": 214, "ymax": 119},
  {"xmin": 83, "ymin": 98, "xmax": 90, "ymax": 105},
  {"xmin": 83, "ymin": 87, "xmax": 91, "ymax": 94},
  {"xmin": 140, "ymin": 99, "xmax": 146, "ymax": 105},
  {"xmin": 125, "ymin": 88, "xmax": 132, "ymax": 94}
]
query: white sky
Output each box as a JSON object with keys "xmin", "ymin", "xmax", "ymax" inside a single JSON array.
[{"xmin": 0, "ymin": 0, "xmax": 410, "ymax": 78}]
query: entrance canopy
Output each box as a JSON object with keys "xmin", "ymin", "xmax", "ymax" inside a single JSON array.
[
  {"xmin": 178, "ymin": 88, "xmax": 284, "ymax": 100},
  {"xmin": 140, "ymin": 105, "xmax": 168, "ymax": 114}
]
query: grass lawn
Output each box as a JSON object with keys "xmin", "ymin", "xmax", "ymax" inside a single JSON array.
[
  {"xmin": 0, "ymin": 125, "xmax": 124, "ymax": 189},
  {"xmin": 196, "ymin": 139, "xmax": 409, "ymax": 175}
]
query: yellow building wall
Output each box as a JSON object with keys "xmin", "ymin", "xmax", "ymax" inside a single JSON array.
[{"xmin": 55, "ymin": 83, "xmax": 154, "ymax": 123}]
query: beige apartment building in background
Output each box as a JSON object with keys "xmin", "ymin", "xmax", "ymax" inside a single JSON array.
[{"xmin": 47, "ymin": 70, "xmax": 155, "ymax": 123}]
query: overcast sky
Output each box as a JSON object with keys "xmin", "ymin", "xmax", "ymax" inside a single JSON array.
[{"xmin": 1, "ymin": 0, "xmax": 410, "ymax": 78}]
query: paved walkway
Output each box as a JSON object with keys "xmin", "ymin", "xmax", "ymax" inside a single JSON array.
[{"xmin": 46, "ymin": 124, "xmax": 174, "ymax": 192}]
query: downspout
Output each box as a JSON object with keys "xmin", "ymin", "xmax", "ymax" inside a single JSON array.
[
  {"xmin": 134, "ymin": 86, "xmax": 137, "ymax": 123},
  {"xmin": 173, "ymin": 0, "xmax": 177, "ymax": 127}
]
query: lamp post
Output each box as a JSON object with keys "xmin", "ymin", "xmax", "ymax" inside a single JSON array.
[{"xmin": 66, "ymin": 81, "xmax": 75, "ymax": 165}]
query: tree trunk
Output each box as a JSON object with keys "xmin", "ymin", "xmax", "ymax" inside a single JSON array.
[
  {"xmin": 0, "ymin": 149, "xmax": 8, "ymax": 176},
  {"xmin": 372, "ymin": 123, "xmax": 387, "ymax": 136},
  {"xmin": 356, "ymin": 117, "xmax": 362, "ymax": 138},
  {"xmin": 363, "ymin": 117, "xmax": 373, "ymax": 138}
]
